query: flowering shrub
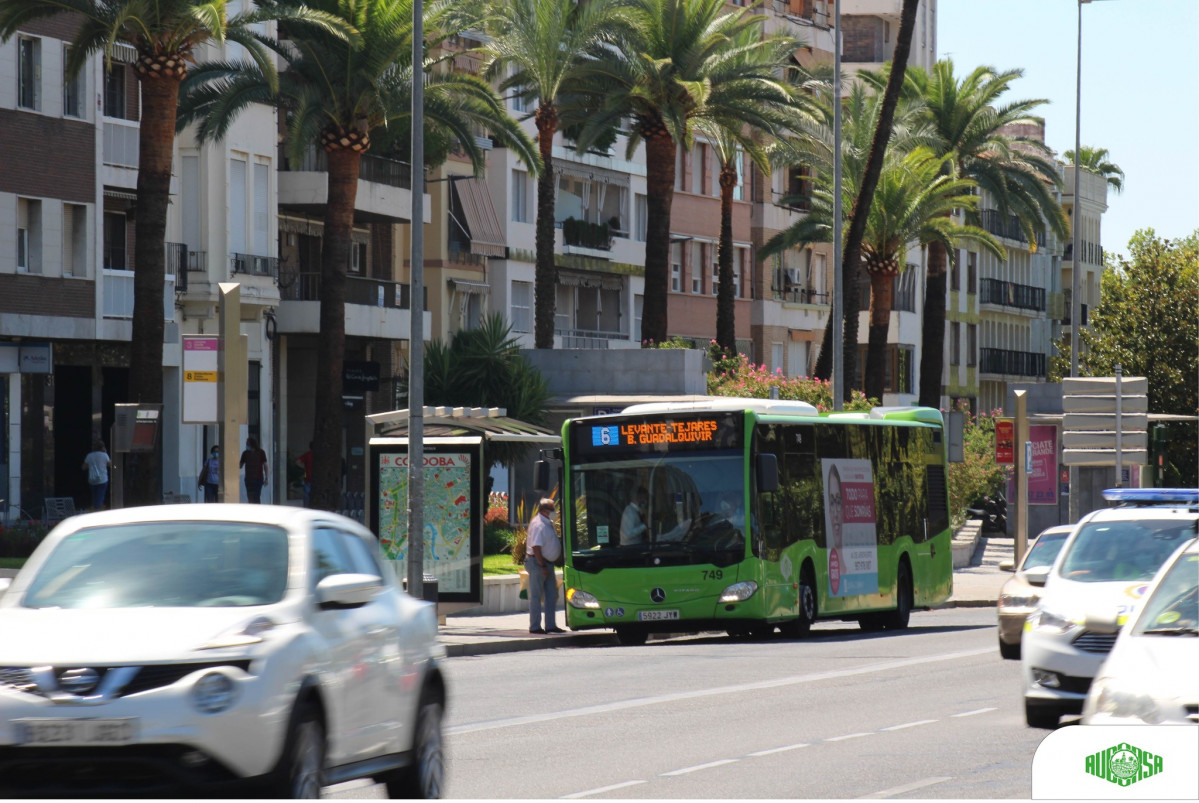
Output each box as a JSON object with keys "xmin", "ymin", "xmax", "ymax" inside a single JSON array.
[
  {"xmin": 0, "ymin": 519, "xmax": 52, "ymax": 558},
  {"xmin": 641, "ymin": 336, "xmax": 696, "ymax": 349},
  {"xmin": 706, "ymin": 343, "xmax": 875, "ymax": 412}
]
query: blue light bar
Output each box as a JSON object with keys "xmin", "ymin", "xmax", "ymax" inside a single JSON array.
[{"xmin": 1102, "ymin": 488, "xmax": 1199, "ymax": 506}]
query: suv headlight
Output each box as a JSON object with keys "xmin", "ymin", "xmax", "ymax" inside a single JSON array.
[
  {"xmin": 719, "ymin": 581, "xmax": 758, "ymax": 603},
  {"xmin": 191, "ymin": 672, "xmax": 237, "ymax": 714},
  {"xmin": 1084, "ymin": 676, "xmax": 1186, "ymax": 724}
]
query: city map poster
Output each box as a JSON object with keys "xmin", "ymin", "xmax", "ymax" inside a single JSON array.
[
  {"xmin": 822, "ymin": 458, "xmax": 879, "ymax": 598},
  {"xmin": 377, "ymin": 450, "xmax": 476, "ymax": 595}
]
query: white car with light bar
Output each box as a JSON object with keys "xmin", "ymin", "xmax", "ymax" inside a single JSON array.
[
  {"xmin": 1082, "ymin": 536, "xmax": 1199, "ymax": 725},
  {"xmin": 0, "ymin": 505, "xmax": 446, "ymax": 798},
  {"xmin": 1021, "ymin": 488, "xmax": 1198, "ymax": 729}
]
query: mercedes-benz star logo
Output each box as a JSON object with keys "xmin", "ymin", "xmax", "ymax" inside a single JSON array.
[
  {"xmin": 58, "ymin": 667, "xmax": 101, "ymax": 696},
  {"xmin": 650, "ymin": 587, "xmax": 666, "ymax": 603}
]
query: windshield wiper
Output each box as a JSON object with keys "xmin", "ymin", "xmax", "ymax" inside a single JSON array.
[{"xmin": 1142, "ymin": 626, "xmax": 1199, "ymax": 636}]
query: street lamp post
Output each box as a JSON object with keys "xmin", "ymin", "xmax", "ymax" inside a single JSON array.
[
  {"xmin": 1068, "ymin": 0, "xmax": 1090, "ymax": 522},
  {"xmin": 831, "ymin": 0, "xmax": 843, "ymax": 411},
  {"xmin": 407, "ymin": 0, "xmax": 426, "ymax": 598}
]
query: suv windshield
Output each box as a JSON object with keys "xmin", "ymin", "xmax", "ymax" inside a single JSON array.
[
  {"xmin": 1132, "ymin": 551, "xmax": 1198, "ymax": 637},
  {"xmin": 570, "ymin": 450, "xmax": 746, "ymax": 570},
  {"xmin": 22, "ymin": 522, "xmax": 289, "ymax": 608},
  {"xmin": 1058, "ymin": 519, "xmax": 1194, "ymax": 583},
  {"xmin": 1023, "ymin": 531, "xmax": 1068, "ymax": 571}
]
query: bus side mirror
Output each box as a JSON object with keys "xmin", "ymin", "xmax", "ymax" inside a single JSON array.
[
  {"xmin": 534, "ymin": 460, "xmax": 551, "ymax": 492},
  {"xmin": 756, "ymin": 453, "xmax": 779, "ymax": 494}
]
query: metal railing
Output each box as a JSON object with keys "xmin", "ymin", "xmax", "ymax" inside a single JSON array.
[
  {"xmin": 979, "ymin": 347, "xmax": 1045, "ymax": 378},
  {"xmin": 1062, "ymin": 303, "xmax": 1089, "ymax": 326},
  {"xmin": 279, "ymin": 270, "xmax": 408, "ymax": 309},
  {"xmin": 280, "ymin": 147, "xmax": 414, "ymax": 190},
  {"xmin": 980, "ymin": 209, "xmax": 1046, "ymax": 248},
  {"xmin": 230, "ymin": 253, "xmax": 278, "ymax": 278},
  {"xmin": 557, "ymin": 328, "xmax": 629, "ymax": 349},
  {"xmin": 779, "ymin": 286, "xmax": 829, "ymax": 305},
  {"xmin": 979, "ymin": 278, "xmax": 1046, "ymax": 312},
  {"xmin": 1063, "ymin": 241, "xmax": 1104, "ymax": 265}
]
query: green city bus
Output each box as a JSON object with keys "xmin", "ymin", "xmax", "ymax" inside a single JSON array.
[{"xmin": 560, "ymin": 398, "xmax": 952, "ymax": 645}]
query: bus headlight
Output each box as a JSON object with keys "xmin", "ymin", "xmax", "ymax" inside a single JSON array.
[
  {"xmin": 719, "ymin": 581, "xmax": 758, "ymax": 603},
  {"xmin": 567, "ymin": 588, "xmax": 600, "ymax": 609}
]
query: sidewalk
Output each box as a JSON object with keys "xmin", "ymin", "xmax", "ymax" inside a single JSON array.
[{"xmin": 439, "ymin": 535, "xmax": 1014, "ymax": 657}]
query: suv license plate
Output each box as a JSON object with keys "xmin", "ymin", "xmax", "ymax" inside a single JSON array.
[
  {"xmin": 15, "ymin": 718, "xmax": 139, "ymax": 746},
  {"xmin": 637, "ymin": 609, "xmax": 679, "ymax": 622}
]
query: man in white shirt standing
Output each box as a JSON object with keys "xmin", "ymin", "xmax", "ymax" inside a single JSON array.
[{"xmin": 525, "ymin": 498, "xmax": 564, "ymax": 634}]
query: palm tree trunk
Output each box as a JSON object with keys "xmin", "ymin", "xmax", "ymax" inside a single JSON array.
[
  {"xmin": 918, "ymin": 239, "xmax": 949, "ymax": 407},
  {"xmin": 126, "ymin": 71, "xmax": 182, "ymax": 506},
  {"xmin": 311, "ymin": 146, "xmax": 360, "ymax": 511},
  {"xmin": 641, "ymin": 126, "xmax": 676, "ymax": 344},
  {"xmin": 864, "ymin": 265, "xmax": 896, "ymax": 401},
  {"xmin": 836, "ymin": 0, "xmax": 919, "ymax": 403},
  {"xmin": 715, "ymin": 163, "xmax": 737, "ymax": 352},
  {"xmin": 534, "ymin": 106, "xmax": 558, "ymax": 349}
]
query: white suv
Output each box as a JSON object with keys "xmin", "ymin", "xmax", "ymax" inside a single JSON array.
[
  {"xmin": 0, "ymin": 504, "xmax": 446, "ymax": 798},
  {"xmin": 1021, "ymin": 489, "xmax": 1197, "ymax": 729}
]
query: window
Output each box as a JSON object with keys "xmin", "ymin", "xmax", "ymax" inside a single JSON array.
[
  {"xmin": 634, "ymin": 293, "xmax": 643, "ymax": 342},
  {"xmin": 670, "ymin": 242, "xmax": 682, "ymax": 292},
  {"xmin": 854, "ymin": 345, "xmax": 915, "ymax": 394},
  {"xmin": 734, "ymin": 247, "xmax": 744, "ymax": 298},
  {"xmin": 511, "ymin": 281, "xmax": 532, "ymax": 333},
  {"xmin": 230, "ymin": 158, "xmax": 248, "ymax": 256},
  {"xmin": 511, "ymin": 170, "xmax": 529, "ymax": 223},
  {"xmin": 18, "ymin": 37, "xmax": 40, "ymax": 111},
  {"xmin": 950, "ymin": 321, "xmax": 961, "ymax": 365},
  {"xmin": 253, "ymin": 162, "xmax": 269, "ymax": 257},
  {"xmin": 351, "ymin": 241, "xmax": 366, "ymax": 274},
  {"xmin": 674, "ymin": 145, "xmax": 684, "ymax": 192},
  {"xmin": 691, "ymin": 243, "xmax": 704, "ymax": 294},
  {"xmin": 771, "ymin": 343, "xmax": 783, "ymax": 373},
  {"xmin": 17, "ymin": 198, "xmax": 41, "ymax": 273},
  {"xmin": 103, "ymin": 212, "xmax": 127, "ymax": 270},
  {"xmin": 691, "ymin": 144, "xmax": 705, "ymax": 194},
  {"xmin": 951, "ymin": 250, "xmax": 961, "ymax": 291},
  {"xmin": 967, "ymin": 251, "xmax": 978, "ymax": 294},
  {"xmin": 555, "ymin": 283, "xmax": 572, "ymax": 333},
  {"xmin": 711, "ymin": 259, "xmax": 718, "ymax": 296},
  {"xmin": 967, "ymin": 324, "xmax": 978, "ymax": 367},
  {"xmin": 340, "ymin": 531, "xmax": 383, "ymax": 578},
  {"xmin": 311, "ymin": 528, "xmax": 354, "ymax": 589},
  {"xmin": 733, "ymin": 150, "xmax": 744, "ymax": 201},
  {"xmin": 103, "ymin": 65, "xmax": 125, "ymax": 119},
  {"xmin": 63, "ymin": 48, "xmax": 82, "ymax": 118},
  {"xmin": 634, "ymin": 194, "xmax": 647, "ymax": 242},
  {"xmin": 63, "ymin": 204, "xmax": 87, "ymax": 277}
]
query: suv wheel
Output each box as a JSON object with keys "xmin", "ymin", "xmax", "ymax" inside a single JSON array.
[
  {"xmin": 269, "ymin": 704, "xmax": 326, "ymax": 798},
  {"xmin": 384, "ymin": 697, "xmax": 445, "ymax": 799}
]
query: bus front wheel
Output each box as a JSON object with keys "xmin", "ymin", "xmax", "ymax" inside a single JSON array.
[
  {"xmin": 615, "ymin": 627, "xmax": 648, "ymax": 646},
  {"xmin": 780, "ymin": 565, "xmax": 817, "ymax": 638}
]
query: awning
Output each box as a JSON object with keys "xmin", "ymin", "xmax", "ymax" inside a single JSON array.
[
  {"xmin": 103, "ymin": 188, "xmax": 138, "ymax": 201},
  {"xmin": 449, "ymin": 279, "xmax": 490, "ymax": 296},
  {"xmin": 452, "ymin": 177, "xmax": 506, "ymax": 258}
]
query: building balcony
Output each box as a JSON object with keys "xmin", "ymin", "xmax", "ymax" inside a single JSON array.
[
  {"xmin": 277, "ymin": 147, "xmax": 421, "ymax": 223},
  {"xmin": 979, "ymin": 209, "xmax": 1045, "ymax": 248},
  {"xmin": 979, "ymin": 347, "xmax": 1045, "ymax": 379},
  {"xmin": 979, "ymin": 278, "xmax": 1046, "ymax": 313},
  {"xmin": 556, "ymin": 328, "xmax": 631, "ymax": 349},
  {"xmin": 1063, "ymin": 241, "xmax": 1104, "ymax": 266},
  {"xmin": 561, "ymin": 218, "xmax": 613, "ymax": 252},
  {"xmin": 230, "ymin": 252, "xmax": 278, "ymax": 279},
  {"xmin": 277, "ymin": 269, "xmax": 425, "ymax": 340}
]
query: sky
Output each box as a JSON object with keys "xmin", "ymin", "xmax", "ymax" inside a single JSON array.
[{"xmin": 937, "ymin": 0, "xmax": 1199, "ymax": 260}]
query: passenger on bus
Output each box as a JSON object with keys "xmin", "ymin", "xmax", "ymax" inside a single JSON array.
[{"xmin": 621, "ymin": 487, "xmax": 650, "ymax": 544}]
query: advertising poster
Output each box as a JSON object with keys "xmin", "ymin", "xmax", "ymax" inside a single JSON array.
[
  {"xmin": 995, "ymin": 418, "xmax": 1015, "ymax": 464},
  {"xmin": 377, "ymin": 451, "xmax": 473, "ymax": 594},
  {"xmin": 822, "ymin": 458, "xmax": 879, "ymax": 597},
  {"xmin": 1028, "ymin": 425, "xmax": 1059, "ymax": 505}
]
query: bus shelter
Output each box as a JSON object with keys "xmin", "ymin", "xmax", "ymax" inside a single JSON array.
[{"xmin": 364, "ymin": 407, "xmax": 559, "ymax": 615}]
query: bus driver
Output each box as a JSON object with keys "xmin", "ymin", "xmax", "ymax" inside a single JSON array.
[{"xmin": 621, "ymin": 487, "xmax": 650, "ymax": 544}]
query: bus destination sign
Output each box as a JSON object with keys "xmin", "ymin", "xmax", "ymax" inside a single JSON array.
[{"xmin": 576, "ymin": 412, "xmax": 742, "ymax": 456}]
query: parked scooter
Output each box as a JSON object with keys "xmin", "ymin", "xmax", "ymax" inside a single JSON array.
[{"xmin": 967, "ymin": 491, "xmax": 1007, "ymax": 533}]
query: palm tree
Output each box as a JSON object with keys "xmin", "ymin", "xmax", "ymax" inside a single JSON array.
[
  {"xmin": 1064, "ymin": 145, "xmax": 1124, "ymax": 193},
  {"xmin": 481, "ymin": 0, "xmax": 631, "ymax": 349},
  {"xmin": 696, "ymin": 122, "xmax": 775, "ymax": 354},
  {"xmin": 178, "ymin": 0, "xmax": 537, "ymax": 510},
  {"xmin": 569, "ymin": 0, "xmax": 799, "ymax": 344},
  {"xmin": 0, "ymin": 0, "xmax": 300, "ymax": 505},
  {"xmin": 865, "ymin": 60, "xmax": 1070, "ymax": 408}
]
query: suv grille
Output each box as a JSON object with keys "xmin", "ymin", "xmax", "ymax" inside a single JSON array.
[
  {"xmin": 0, "ymin": 662, "xmax": 252, "ymax": 698},
  {"xmin": 1072, "ymin": 631, "xmax": 1118, "ymax": 654}
]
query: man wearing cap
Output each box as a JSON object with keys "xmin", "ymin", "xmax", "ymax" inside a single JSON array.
[{"xmin": 525, "ymin": 498, "xmax": 565, "ymax": 634}]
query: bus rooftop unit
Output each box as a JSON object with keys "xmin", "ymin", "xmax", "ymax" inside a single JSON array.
[{"xmin": 560, "ymin": 398, "xmax": 952, "ymax": 645}]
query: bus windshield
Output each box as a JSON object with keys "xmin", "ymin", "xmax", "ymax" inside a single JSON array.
[{"xmin": 570, "ymin": 449, "xmax": 746, "ymax": 570}]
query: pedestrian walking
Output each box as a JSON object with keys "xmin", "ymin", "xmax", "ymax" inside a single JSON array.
[
  {"xmin": 524, "ymin": 497, "xmax": 564, "ymax": 634},
  {"xmin": 296, "ymin": 442, "xmax": 313, "ymax": 507},
  {"xmin": 239, "ymin": 437, "xmax": 269, "ymax": 503},
  {"xmin": 81, "ymin": 439, "xmax": 112, "ymax": 511},
  {"xmin": 198, "ymin": 444, "xmax": 221, "ymax": 503}
]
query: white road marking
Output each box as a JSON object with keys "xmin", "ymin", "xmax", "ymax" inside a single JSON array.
[
  {"xmin": 825, "ymin": 732, "xmax": 873, "ymax": 742},
  {"xmin": 561, "ymin": 780, "xmax": 646, "ymax": 799},
  {"xmin": 449, "ymin": 647, "xmax": 994, "ymax": 736},
  {"xmin": 860, "ymin": 775, "xmax": 952, "ymax": 799},
  {"xmin": 747, "ymin": 743, "xmax": 810, "ymax": 757},
  {"xmin": 661, "ymin": 759, "xmax": 740, "ymax": 776},
  {"xmin": 880, "ymin": 719, "xmax": 938, "ymax": 731},
  {"xmin": 951, "ymin": 707, "xmax": 997, "ymax": 718}
]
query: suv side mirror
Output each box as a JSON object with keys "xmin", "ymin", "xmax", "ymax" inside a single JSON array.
[
  {"xmin": 1024, "ymin": 566, "xmax": 1051, "ymax": 588},
  {"xmin": 316, "ymin": 573, "xmax": 382, "ymax": 609}
]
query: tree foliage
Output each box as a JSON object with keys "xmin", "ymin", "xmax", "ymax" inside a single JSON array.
[{"xmin": 948, "ymin": 402, "xmax": 1011, "ymax": 530}]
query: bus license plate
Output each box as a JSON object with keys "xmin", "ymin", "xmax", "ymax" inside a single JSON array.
[
  {"xmin": 15, "ymin": 718, "xmax": 138, "ymax": 746},
  {"xmin": 637, "ymin": 610, "xmax": 679, "ymax": 622}
]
